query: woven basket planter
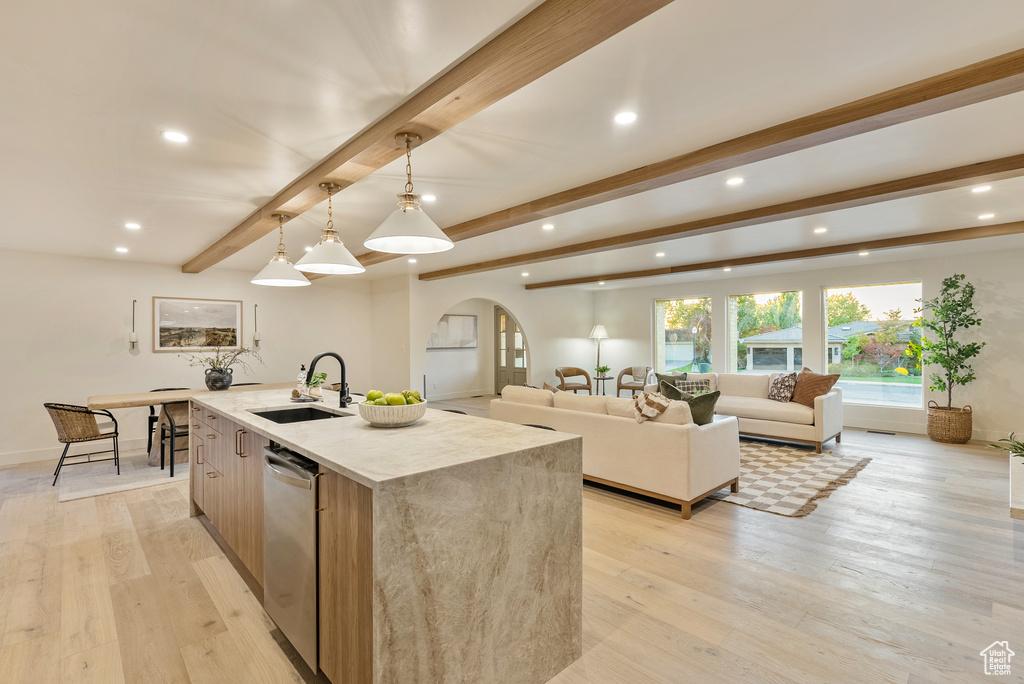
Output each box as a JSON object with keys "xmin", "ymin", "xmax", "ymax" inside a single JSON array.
[{"xmin": 926, "ymin": 401, "xmax": 972, "ymax": 444}]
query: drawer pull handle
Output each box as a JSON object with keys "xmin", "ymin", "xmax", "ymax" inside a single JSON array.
[
  {"xmin": 207, "ymin": 434, "xmax": 216, "ymax": 440},
  {"xmin": 207, "ymin": 472, "xmax": 216, "ymax": 478}
]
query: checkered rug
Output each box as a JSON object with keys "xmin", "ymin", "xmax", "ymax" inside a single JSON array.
[{"xmin": 709, "ymin": 440, "xmax": 871, "ymax": 517}]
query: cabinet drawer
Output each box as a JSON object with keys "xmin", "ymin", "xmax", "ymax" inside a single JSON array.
[
  {"xmin": 200, "ymin": 429, "xmax": 224, "ymax": 473},
  {"xmin": 189, "ymin": 404, "xmax": 223, "ymax": 434}
]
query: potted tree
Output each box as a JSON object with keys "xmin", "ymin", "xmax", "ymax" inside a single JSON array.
[
  {"xmin": 908, "ymin": 274, "xmax": 984, "ymax": 444},
  {"xmin": 990, "ymin": 434, "xmax": 1024, "ymax": 520}
]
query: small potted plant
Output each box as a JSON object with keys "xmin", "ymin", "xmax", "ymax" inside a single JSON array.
[
  {"xmin": 180, "ymin": 346, "xmax": 262, "ymax": 391},
  {"xmin": 990, "ymin": 433, "xmax": 1024, "ymax": 520},
  {"xmin": 305, "ymin": 372, "xmax": 328, "ymax": 399},
  {"xmin": 595, "ymin": 365, "xmax": 611, "ymax": 378}
]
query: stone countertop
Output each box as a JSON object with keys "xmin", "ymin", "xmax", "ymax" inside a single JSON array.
[{"xmin": 190, "ymin": 389, "xmax": 579, "ymax": 490}]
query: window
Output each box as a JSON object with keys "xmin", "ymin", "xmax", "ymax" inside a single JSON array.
[
  {"xmin": 825, "ymin": 282, "xmax": 923, "ymax": 407},
  {"xmin": 654, "ymin": 298, "xmax": 711, "ymax": 373},
  {"xmin": 728, "ymin": 290, "xmax": 803, "ymax": 373}
]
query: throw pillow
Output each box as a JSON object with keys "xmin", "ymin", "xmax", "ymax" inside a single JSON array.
[
  {"xmin": 767, "ymin": 372, "xmax": 798, "ymax": 403},
  {"xmin": 632, "ymin": 392, "xmax": 670, "ymax": 424},
  {"xmin": 655, "ymin": 372, "xmax": 685, "ymax": 389},
  {"xmin": 542, "ymin": 382, "xmax": 561, "ymax": 393},
  {"xmin": 680, "ymin": 390, "xmax": 720, "ymax": 426},
  {"xmin": 659, "ymin": 379, "xmax": 685, "ymax": 401},
  {"xmin": 791, "ymin": 367, "xmax": 840, "ymax": 408}
]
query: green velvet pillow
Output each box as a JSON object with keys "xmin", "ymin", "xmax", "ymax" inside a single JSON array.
[
  {"xmin": 659, "ymin": 379, "xmax": 685, "ymax": 401},
  {"xmin": 681, "ymin": 389, "xmax": 720, "ymax": 426}
]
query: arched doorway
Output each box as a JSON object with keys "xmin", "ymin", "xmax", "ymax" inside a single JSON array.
[{"xmin": 421, "ymin": 298, "xmax": 530, "ymax": 399}]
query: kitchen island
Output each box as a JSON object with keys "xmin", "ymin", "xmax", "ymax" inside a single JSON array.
[{"xmin": 187, "ymin": 388, "xmax": 582, "ymax": 684}]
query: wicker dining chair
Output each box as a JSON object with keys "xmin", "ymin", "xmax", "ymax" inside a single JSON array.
[
  {"xmin": 44, "ymin": 403, "xmax": 120, "ymax": 486},
  {"xmin": 555, "ymin": 367, "xmax": 592, "ymax": 394},
  {"xmin": 616, "ymin": 366, "xmax": 651, "ymax": 397},
  {"xmin": 158, "ymin": 401, "xmax": 190, "ymax": 478}
]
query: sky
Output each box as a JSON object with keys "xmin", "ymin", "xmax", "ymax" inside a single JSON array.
[{"xmin": 743, "ymin": 283, "xmax": 921, "ymax": 320}]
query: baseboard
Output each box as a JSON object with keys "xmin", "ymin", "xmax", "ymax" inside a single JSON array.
[
  {"xmin": 425, "ymin": 388, "xmax": 493, "ymax": 401},
  {"xmin": 0, "ymin": 437, "xmax": 148, "ymax": 468}
]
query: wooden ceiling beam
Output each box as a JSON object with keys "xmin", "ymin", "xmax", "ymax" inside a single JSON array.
[
  {"xmin": 181, "ymin": 0, "xmax": 674, "ymax": 274},
  {"xmin": 356, "ymin": 46, "xmax": 1024, "ymax": 269},
  {"xmin": 417, "ymin": 153, "xmax": 1024, "ymax": 280},
  {"xmin": 524, "ymin": 221, "xmax": 1024, "ymax": 289}
]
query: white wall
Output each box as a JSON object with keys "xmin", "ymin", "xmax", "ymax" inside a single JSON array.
[
  {"xmin": 0, "ymin": 250, "xmax": 373, "ymax": 466},
  {"xmin": 421, "ymin": 299, "xmax": 495, "ymax": 400},
  {"xmin": 370, "ymin": 275, "xmax": 414, "ymax": 394},
  {"xmin": 593, "ymin": 246, "xmax": 1024, "ymax": 441}
]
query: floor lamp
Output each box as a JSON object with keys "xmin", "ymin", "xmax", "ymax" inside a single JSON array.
[{"xmin": 590, "ymin": 325, "xmax": 609, "ymax": 374}]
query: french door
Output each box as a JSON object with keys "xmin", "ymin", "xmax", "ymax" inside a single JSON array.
[{"xmin": 494, "ymin": 306, "xmax": 527, "ymax": 393}]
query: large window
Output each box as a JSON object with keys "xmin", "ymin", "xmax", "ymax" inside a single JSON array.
[
  {"xmin": 825, "ymin": 282, "xmax": 922, "ymax": 407},
  {"xmin": 654, "ymin": 298, "xmax": 711, "ymax": 373},
  {"xmin": 728, "ymin": 290, "xmax": 803, "ymax": 373}
]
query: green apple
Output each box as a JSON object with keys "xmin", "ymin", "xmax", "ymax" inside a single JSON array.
[
  {"xmin": 385, "ymin": 394, "xmax": 407, "ymax": 406},
  {"xmin": 373, "ymin": 398, "xmax": 388, "ymax": 406},
  {"xmin": 366, "ymin": 390, "xmax": 383, "ymax": 402},
  {"xmin": 406, "ymin": 396, "xmax": 421, "ymax": 404}
]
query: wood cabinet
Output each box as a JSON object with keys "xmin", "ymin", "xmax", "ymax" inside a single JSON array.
[
  {"xmin": 188, "ymin": 402, "xmax": 266, "ymax": 585},
  {"xmin": 318, "ymin": 468, "xmax": 373, "ymax": 684}
]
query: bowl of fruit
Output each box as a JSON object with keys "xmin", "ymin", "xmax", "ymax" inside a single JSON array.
[{"xmin": 357, "ymin": 389, "xmax": 427, "ymax": 428}]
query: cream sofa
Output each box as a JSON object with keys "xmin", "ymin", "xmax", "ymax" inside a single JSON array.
[
  {"xmin": 490, "ymin": 386, "xmax": 740, "ymax": 519},
  {"xmin": 646, "ymin": 372, "xmax": 843, "ymax": 453}
]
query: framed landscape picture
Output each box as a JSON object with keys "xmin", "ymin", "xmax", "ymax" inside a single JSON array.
[
  {"xmin": 427, "ymin": 314, "xmax": 477, "ymax": 349},
  {"xmin": 153, "ymin": 297, "xmax": 242, "ymax": 352}
]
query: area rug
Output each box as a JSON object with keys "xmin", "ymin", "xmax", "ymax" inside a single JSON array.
[
  {"xmin": 709, "ymin": 440, "xmax": 871, "ymax": 517},
  {"xmin": 57, "ymin": 448, "xmax": 188, "ymax": 502}
]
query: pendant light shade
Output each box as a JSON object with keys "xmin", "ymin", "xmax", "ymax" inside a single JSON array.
[
  {"xmin": 363, "ymin": 133, "xmax": 453, "ymax": 255},
  {"xmin": 251, "ymin": 214, "xmax": 311, "ymax": 287},
  {"xmin": 295, "ymin": 182, "xmax": 366, "ymax": 275}
]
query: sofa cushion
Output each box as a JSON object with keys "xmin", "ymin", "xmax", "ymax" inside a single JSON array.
[
  {"xmin": 681, "ymin": 390, "xmax": 720, "ymax": 426},
  {"xmin": 716, "ymin": 395, "xmax": 814, "ymax": 425},
  {"xmin": 605, "ymin": 397, "xmax": 635, "ymax": 419},
  {"xmin": 791, "ymin": 367, "xmax": 840, "ymax": 408},
  {"xmin": 717, "ymin": 373, "xmax": 770, "ymax": 398},
  {"xmin": 500, "ymin": 385, "xmax": 554, "ymax": 407},
  {"xmin": 767, "ymin": 372, "xmax": 798, "ymax": 403},
  {"xmin": 553, "ymin": 392, "xmax": 608, "ymax": 414}
]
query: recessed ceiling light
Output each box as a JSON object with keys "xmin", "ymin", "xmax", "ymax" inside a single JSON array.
[
  {"xmin": 115, "ymin": 247, "xmax": 128, "ymax": 253},
  {"xmin": 614, "ymin": 111, "xmax": 637, "ymax": 125},
  {"xmin": 726, "ymin": 177, "xmax": 744, "ymax": 186},
  {"xmin": 598, "ymin": 281, "xmax": 605, "ymax": 285},
  {"xmin": 125, "ymin": 222, "xmax": 141, "ymax": 230},
  {"xmin": 542, "ymin": 223, "xmax": 555, "ymax": 231},
  {"xmin": 422, "ymin": 194, "xmax": 436, "ymax": 202},
  {"xmin": 655, "ymin": 252, "xmax": 665, "ymax": 257},
  {"xmin": 723, "ymin": 267, "xmax": 732, "ymax": 272},
  {"xmin": 304, "ymin": 246, "xmax": 313, "ymax": 252},
  {"xmin": 161, "ymin": 130, "xmax": 189, "ymax": 144},
  {"xmin": 408, "ymin": 258, "xmax": 417, "ymax": 263},
  {"xmin": 972, "ymin": 185, "xmax": 992, "ymax": 193},
  {"xmin": 978, "ymin": 213, "xmax": 995, "ymax": 220},
  {"xmin": 859, "ymin": 251, "xmax": 870, "ymax": 256},
  {"xmin": 521, "ymin": 272, "xmax": 529, "ymax": 277},
  {"xmin": 814, "ymin": 227, "xmax": 828, "ymax": 234}
]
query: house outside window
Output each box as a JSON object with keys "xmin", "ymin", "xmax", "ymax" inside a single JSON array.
[{"xmin": 728, "ymin": 290, "xmax": 803, "ymax": 373}]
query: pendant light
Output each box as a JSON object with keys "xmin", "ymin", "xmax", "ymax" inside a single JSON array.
[
  {"xmin": 251, "ymin": 214, "xmax": 311, "ymax": 287},
  {"xmin": 363, "ymin": 133, "xmax": 453, "ymax": 254},
  {"xmin": 295, "ymin": 182, "xmax": 365, "ymax": 275}
]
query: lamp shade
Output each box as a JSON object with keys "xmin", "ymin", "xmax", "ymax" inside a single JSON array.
[
  {"xmin": 589, "ymin": 325, "xmax": 609, "ymax": 339},
  {"xmin": 295, "ymin": 240, "xmax": 365, "ymax": 275},
  {"xmin": 251, "ymin": 257, "xmax": 311, "ymax": 287},
  {"xmin": 363, "ymin": 204, "xmax": 453, "ymax": 254}
]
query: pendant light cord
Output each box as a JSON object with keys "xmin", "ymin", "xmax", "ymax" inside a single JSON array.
[
  {"xmin": 276, "ymin": 216, "xmax": 286, "ymax": 253},
  {"xmin": 326, "ymin": 187, "xmax": 336, "ymax": 236},
  {"xmin": 405, "ymin": 137, "xmax": 414, "ymax": 194}
]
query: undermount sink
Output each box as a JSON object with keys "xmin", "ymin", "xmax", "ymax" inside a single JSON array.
[{"xmin": 250, "ymin": 406, "xmax": 352, "ymax": 424}]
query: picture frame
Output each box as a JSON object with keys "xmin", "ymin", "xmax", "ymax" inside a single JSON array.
[
  {"xmin": 427, "ymin": 314, "xmax": 478, "ymax": 349},
  {"xmin": 153, "ymin": 297, "xmax": 243, "ymax": 352}
]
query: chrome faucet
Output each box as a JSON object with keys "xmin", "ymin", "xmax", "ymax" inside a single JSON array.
[{"xmin": 306, "ymin": 352, "xmax": 351, "ymax": 408}]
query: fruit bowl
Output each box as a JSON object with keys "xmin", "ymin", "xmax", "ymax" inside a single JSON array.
[{"xmin": 357, "ymin": 400, "xmax": 428, "ymax": 428}]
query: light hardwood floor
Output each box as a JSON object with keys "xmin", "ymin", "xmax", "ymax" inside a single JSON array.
[{"xmin": 2, "ymin": 403, "xmax": 1022, "ymax": 683}]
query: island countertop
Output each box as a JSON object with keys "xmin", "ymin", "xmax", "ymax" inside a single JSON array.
[{"xmin": 190, "ymin": 388, "xmax": 578, "ymax": 489}]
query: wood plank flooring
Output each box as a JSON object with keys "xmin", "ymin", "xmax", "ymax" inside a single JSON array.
[{"xmin": 2, "ymin": 402, "xmax": 1022, "ymax": 683}]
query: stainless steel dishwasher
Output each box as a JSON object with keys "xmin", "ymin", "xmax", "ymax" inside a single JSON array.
[{"xmin": 263, "ymin": 445, "xmax": 319, "ymax": 672}]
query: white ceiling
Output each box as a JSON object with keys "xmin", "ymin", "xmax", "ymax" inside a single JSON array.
[{"xmin": 3, "ymin": 0, "xmax": 1024, "ymax": 291}]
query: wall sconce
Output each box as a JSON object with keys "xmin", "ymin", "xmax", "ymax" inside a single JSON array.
[
  {"xmin": 253, "ymin": 304, "xmax": 261, "ymax": 349},
  {"xmin": 129, "ymin": 299, "xmax": 139, "ymax": 350}
]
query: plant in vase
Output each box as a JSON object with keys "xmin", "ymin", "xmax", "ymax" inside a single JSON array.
[
  {"xmin": 906, "ymin": 273, "xmax": 984, "ymax": 444},
  {"xmin": 180, "ymin": 346, "xmax": 262, "ymax": 391},
  {"xmin": 305, "ymin": 372, "xmax": 328, "ymax": 399},
  {"xmin": 990, "ymin": 433, "xmax": 1024, "ymax": 520},
  {"xmin": 595, "ymin": 365, "xmax": 611, "ymax": 378}
]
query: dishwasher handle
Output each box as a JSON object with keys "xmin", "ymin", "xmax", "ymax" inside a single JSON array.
[{"xmin": 264, "ymin": 452, "xmax": 315, "ymax": 490}]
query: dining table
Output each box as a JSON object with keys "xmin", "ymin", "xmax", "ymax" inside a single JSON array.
[{"xmin": 87, "ymin": 381, "xmax": 295, "ymax": 410}]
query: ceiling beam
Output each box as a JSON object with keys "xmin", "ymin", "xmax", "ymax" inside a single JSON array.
[
  {"xmin": 181, "ymin": 0, "xmax": 674, "ymax": 274},
  {"xmin": 417, "ymin": 153, "xmax": 1024, "ymax": 280},
  {"xmin": 524, "ymin": 221, "xmax": 1024, "ymax": 289},
  {"xmin": 355, "ymin": 46, "xmax": 1024, "ymax": 269}
]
